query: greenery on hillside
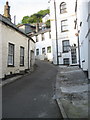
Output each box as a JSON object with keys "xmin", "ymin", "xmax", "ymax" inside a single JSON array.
[{"xmin": 21, "ymin": 9, "xmax": 50, "ymax": 28}]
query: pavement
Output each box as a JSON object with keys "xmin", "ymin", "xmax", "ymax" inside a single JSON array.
[
  {"xmin": 55, "ymin": 65, "xmax": 89, "ymax": 119},
  {"xmin": 1, "ymin": 66, "xmax": 36, "ymax": 87}
]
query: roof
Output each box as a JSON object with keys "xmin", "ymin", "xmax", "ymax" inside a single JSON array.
[
  {"xmin": 17, "ymin": 24, "xmax": 36, "ymax": 29},
  {"xmin": 31, "ymin": 28, "xmax": 51, "ymax": 37},
  {"xmin": 0, "ymin": 14, "xmax": 35, "ymax": 43}
]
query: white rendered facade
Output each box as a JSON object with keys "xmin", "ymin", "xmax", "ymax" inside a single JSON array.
[
  {"xmin": 32, "ymin": 29, "xmax": 53, "ymax": 62},
  {"xmin": 77, "ymin": 0, "xmax": 90, "ymax": 79},
  {"xmin": 49, "ymin": 0, "xmax": 79, "ymax": 65},
  {"xmin": 42, "ymin": 14, "xmax": 50, "ymax": 23}
]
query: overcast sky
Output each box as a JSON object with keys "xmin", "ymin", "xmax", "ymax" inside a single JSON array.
[{"xmin": 0, "ymin": 0, "xmax": 49, "ymax": 24}]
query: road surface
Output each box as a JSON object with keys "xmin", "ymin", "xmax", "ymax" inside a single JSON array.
[{"xmin": 2, "ymin": 60, "xmax": 63, "ymax": 118}]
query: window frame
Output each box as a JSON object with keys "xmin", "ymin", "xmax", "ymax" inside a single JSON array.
[
  {"xmin": 20, "ymin": 46, "xmax": 24, "ymax": 66},
  {"xmin": 62, "ymin": 40, "xmax": 70, "ymax": 53},
  {"xmin": 63, "ymin": 58, "xmax": 70, "ymax": 65},
  {"xmin": 42, "ymin": 47, "xmax": 45, "ymax": 54},
  {"xmin": 8, "ymin": 43, "xmax": 14, "ymax": 67},
  {"xmin": 71, "ymin": 47, "xmax": 77, "ymax": 64},
  {"xmin": 61, "ymin": 19, "xmax": 68, "ymax": 32},
  {"xmin": 36, "ymin": 49, "xmax": 39, "ymax": 56},
  {"xmin": 60, "ymin": 2, "xmax": 67, "ymax": 14},
  {"xmin": 47, "ymin": 46, "xmax": 51, "ymax": 53}
]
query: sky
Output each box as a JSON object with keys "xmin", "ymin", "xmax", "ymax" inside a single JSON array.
[{"xmin": 0, "ymin": 0, "xmax": 49, "ymax": 24}]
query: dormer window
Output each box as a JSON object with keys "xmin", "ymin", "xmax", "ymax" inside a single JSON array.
[{"xmin": 60, "ymin": 2, "xmax": 67, "ymax": 14}]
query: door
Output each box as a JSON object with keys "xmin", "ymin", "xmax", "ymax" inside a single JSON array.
[{"xmin": 30, "ymin": 50, "xmax": 34, "ymax": 67}]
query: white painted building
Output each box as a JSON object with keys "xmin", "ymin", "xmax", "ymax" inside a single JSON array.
[
  {"xmin": 42, "ymin": 14, "xmax": 50, "ymax": 23},
  {"xmin": 31, "ymin": 29, "xmax": 53, "ymax": 62},
  {"xmin": 76, "ymin": 0, "xmax": 90, "ymax": 79},
  {"xmin": 49, "ymin": 0, "xmax": 79, "ymax": 65},
  {"xmin": 0, "ymin": 2, "xmax": 35, "ymax": 79}
]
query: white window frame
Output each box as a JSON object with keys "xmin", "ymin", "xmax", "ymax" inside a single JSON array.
[
  {"xmin": 8, "ymin": 43, "xmax": 14, "ymax": 66},
  {"xmin": 60, "ymin": 2, "xmax": 67, "ymax": 14},
  {"xmin": 47, "ymin": 46, "xmax": 51, "ymax": 53},
  {"xmin": 20, "ymin": 46, "xmax": 24, "ymax": 66},
  {"xmin": 62, "ymin": 40, "xmax": 70, "ymax": 53},
  {"xmin": 61, "ymin": 20, "xmax": 68, "ymax": 32}
]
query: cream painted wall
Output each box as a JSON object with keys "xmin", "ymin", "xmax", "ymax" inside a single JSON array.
[
  {"xmin": 0, "ymin": 22, "xmax": 35, "ymax": 78},
  {"xmin": 29, "ymin": 40, "xmax": 35, "ymax": 66},
  {"xmin": 0, "ymin": 22, "xmax": 2, "ymax": 79}
]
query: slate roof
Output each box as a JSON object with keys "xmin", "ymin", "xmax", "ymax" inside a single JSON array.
[
  {"xmin": 31, "ymin": 28, "xmax": 51, "ymax": 37},
  {"xmin": 0, "ymin": 14, "xmax": 35, "ymax": 43}
]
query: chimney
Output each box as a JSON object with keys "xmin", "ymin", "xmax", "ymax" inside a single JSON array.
[
  {"xmin": 36, "ymin": 23, "xmax": 39, "ymax": 32},
  {"xmin": 3, "ymin": 1, "xmax": 11, "ymax": 21}
]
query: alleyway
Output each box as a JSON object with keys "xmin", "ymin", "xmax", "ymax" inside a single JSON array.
[{"xmin": 2, "ymin": 60, "xmax": 63, "ymax": 118}]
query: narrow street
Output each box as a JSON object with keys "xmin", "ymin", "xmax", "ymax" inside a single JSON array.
[{"xmin": 2, "ymin": 60, "xmax": 63, "ymax": 118}]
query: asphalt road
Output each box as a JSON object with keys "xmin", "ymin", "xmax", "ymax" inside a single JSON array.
[{"xmin": 2, "ymin": 60, "xmax": 63, "ymax": 118}]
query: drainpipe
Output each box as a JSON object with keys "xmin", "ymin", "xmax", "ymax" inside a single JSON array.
[
  {"xmin": 76, "ymin": 0, "xmax": 81, "ymax": 68},
  {"xmin": 28, "ymin": 39, "xmax": 30, "ymax": 69},
  {"xmin": 77, "ymin": 31, "xmax": 81, "ymax": 68},
  {"xmin": 54, "ymin": 0, "xmax": 59, "ymax": 65}
]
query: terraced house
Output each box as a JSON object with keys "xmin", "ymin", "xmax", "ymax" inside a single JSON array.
[
  {"xmin": 49, "ymin": 0, "xmax": 79, "ymax": 65},
  {"xmin": 31, "ymin": 28, "xmax": 53, "ymax": 62},
  {"xmin": 0, "ymin": 2, "xmax": 35, "ymax": 79}
]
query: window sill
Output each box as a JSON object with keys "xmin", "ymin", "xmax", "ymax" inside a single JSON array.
[
  {"xmin": 20, "ymin": 65, "xmax": 24, "ymax": 67},
  {"xmin": 62, "ymin": 51, "xmax": 69, "ymax": 53},
  {"xmin": 60, "ymin": 12, "xmax": 67, "ymax": 14},
  {"xmin": 8, "ymin": 65, "xmax": 15, "ymax": 67},
  {"xmin": 61, "ymin": 30, "xmax": 69, "ymax": 33}
]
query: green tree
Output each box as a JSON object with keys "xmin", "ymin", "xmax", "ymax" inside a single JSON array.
[
  {"xmin": 45, "ymin": 20, "xmax": 50, "ymax": 28},
  {"xmin": 21, "ymin": 9, "xmax": 50, "ymax": 24},
  {"xmin": 22, "ymin": 16, "xmax": 30, "ymax": 24}
]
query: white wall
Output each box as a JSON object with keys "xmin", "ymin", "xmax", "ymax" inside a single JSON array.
[
  {"xmin": 77, "ymin": 0, "xmax": 89, "ymax": 71},
  {"xmin": 88, "ymin": 1, "xmax": 90, "ymax": 79},
  {"xmin": 32, "ymin": 30, "xmax": 53, "ymax": 61},
  {"xmin": 18, "ymin": 25, "xmax": 25, "ymax": 33},
  {"xmin": 42, "ymin": 14, "xmax": 50, "ymax": 23},
  {"xmin": 50, "ymin": 0, "xmax": 78, "ymax": 65}
]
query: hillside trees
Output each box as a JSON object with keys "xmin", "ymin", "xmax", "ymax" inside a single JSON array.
[{"xmin": 21, "ymin": 9, "xmax": 50, "ymax": 26}]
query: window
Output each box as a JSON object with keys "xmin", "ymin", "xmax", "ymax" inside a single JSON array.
[
  {"xmin": 36, "ymin": 35, "xmax": 38, "ymax": 42},
  {"xmin": 61, "ymin": 20, "xmax": 68, "ymax": 32},
  {"xmin": 42, "ymin": 47, "xmax": 45, "ymax": 54},
  {"xmin": 63, "ymin": 58, "xmax": 69, "ymax": 65},
  {"xmin": 47, "ymin": 46, "xmax": 51, "ymax": 53},
  {"xmin": 60, "ymin": 2, "xmax": 67, "ymax": 14},
  {"xmin": 41, "ymin": 33, "xmax": 45, "ymax": 41},
  {"xmin": 71, "ymin": 48, "xmax": 77, "ymax": 64},
  {"xmin": 8, "ymin": 43, "xmax": 14, "ymax": 66},
  {"xmin": 20, "ymin": 47, "xmax": 24, "ymax": 66},
  {"xmin": 62, "ymin": 40, "xmax": 70, "ymax": 53},
  {"xmin": 36, "ymin": 49, "xmax": 39, "ymax": 55}
]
